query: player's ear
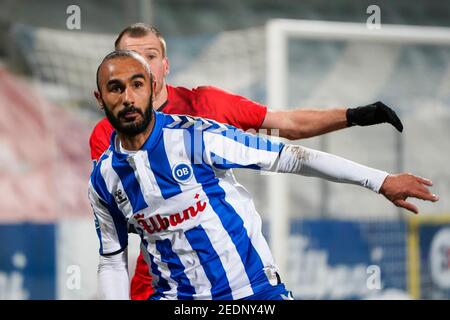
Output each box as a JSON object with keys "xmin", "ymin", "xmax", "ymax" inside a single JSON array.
[
  {"xmin": 163, "ymin": 57, "xmax": 170, "ymax": 76},
  {"xmin": 94, "ymin": 90, "xmax": 104, "ymax": 110},
  {"xmin": 151, "ymin": 78, "xmax": 157, "ymax": 99}
]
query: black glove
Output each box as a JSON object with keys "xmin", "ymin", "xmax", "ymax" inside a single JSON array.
[{"xmin": 346, "ymin": 101, "xmax": 403, "ymax": 132}]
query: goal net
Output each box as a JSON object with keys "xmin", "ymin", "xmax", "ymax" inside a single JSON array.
[{"xmin": 266, "ymin": 19, "xmax": 450, "ymax": 299}]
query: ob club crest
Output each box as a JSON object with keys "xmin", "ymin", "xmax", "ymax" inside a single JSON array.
[{"xmin": 172, "ymin": 162, "xmax": 193, "ymax": 184}]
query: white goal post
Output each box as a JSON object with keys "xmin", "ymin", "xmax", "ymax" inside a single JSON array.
[{"xmin": 266, "ymin": 19, "xmax": 450, "ymax": 279}]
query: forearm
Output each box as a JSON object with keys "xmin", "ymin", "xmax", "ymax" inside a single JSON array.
[
  {"xmin": 273, "ymin": 145, "xmax": 389, "ymax": 193},
  {"xmin": 98, "ymin": 250, "xmax": 130, "ymax": 300},
  {"xmin": 263, "ymin": 108, "xmax": 347, "ymax": 140},
  {"xmin": 262, "ymin": 102, "xmax": 403, "ymax": 140}
]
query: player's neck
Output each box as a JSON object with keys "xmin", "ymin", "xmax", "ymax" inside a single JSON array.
[
  {"xmin": 118, "ymin": 116, "xmax": 155, "ymax": 152},
  {"xmin": 152, "ymin": 83, "xmax": 168, "ymax": 110}
]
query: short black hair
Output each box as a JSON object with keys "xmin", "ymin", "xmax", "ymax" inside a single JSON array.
[
  {"xmin": 96, "ymin": 50, "xmax": 153, "ymax": 92},
  {"xmin": 114, "ymin": 23, "xmax": 167, "ymax": 57}
]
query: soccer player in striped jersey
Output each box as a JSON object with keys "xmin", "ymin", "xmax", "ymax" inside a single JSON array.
[
  {"xmin": 90, "ymin": 23, "xmax": 405, "ymax": 300},
  {"xmin": 89, "ymin": 50, "xmax": 438, "ymax": 300}
]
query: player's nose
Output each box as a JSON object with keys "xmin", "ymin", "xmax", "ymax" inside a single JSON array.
[{"xmin": 122, "ymin": 87, "xmax": 135, "ymax": 105}]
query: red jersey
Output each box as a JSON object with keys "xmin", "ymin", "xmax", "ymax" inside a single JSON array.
[
  {"xmin": 90, "ymin": 85, "xmax": 267, "ymax": 161},
  {"xmin": 89, "ymin": 85, "xmax": 267, "ymax": 300}
]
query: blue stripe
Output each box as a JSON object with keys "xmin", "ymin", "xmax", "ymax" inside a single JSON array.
[
  {"xmin": 183, "ymin": 130, "xmax": 271, "ymax": 296},
  {"xmin": 185, "ymin": 225, "xmax": 233, "ymax": 299},
  {"xmin": 90, "ymin": 163, "xmax": 128, "ymax": 254},
  {"xmin": 93, "ymin": 212, "xmax": 103, "ymax": 254},
  {"xmin": 216, "ymin": 128, "xmax": 284, "ymax": 152},
  {"xmin": 147, "ymin": 134, "xmax": 183, "ymax": 200},
  {"xmin": 111, "ymin": 153, "xmax": 148, "ymax": 213},
  {"xmin": 156, "ymin": 239, "xmax": 196, "ymax": 299},
  {"xmin": 89, "ymin": 149, "xmax": 111, "ymax": 197},
  {"xmin": 141, "ymin": 238, "xmax": 170, "ymax": 299},
  {"xmin": 210, "ymin": 152, "xmax": 262, "ymax": 170}
]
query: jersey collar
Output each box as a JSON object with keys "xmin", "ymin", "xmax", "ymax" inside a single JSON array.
[{"xmin": 109, "ymin": 111, "xmax": 164, "ymax": 160}]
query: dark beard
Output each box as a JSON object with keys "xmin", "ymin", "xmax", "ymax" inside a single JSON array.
[{"xmin": 103, "ymin": 98, "xmax": 153, "ymax": 136}]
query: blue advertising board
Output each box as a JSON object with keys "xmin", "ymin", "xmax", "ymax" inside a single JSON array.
[
  {"xmin": 0, "ymin": 223, "xmax": 56, "ymax": 299},
  {"xmin": 418, "ymin": 223, "xmax": 450, "ymax": 299},
  {"xmin": 287, "ymin": 219, "xmax": 408, "ymax": 299}
]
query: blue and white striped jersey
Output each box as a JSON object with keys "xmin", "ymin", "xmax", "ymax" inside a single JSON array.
[{"xmin": 88, "ymin": 111, "xmax": 285, "ymax": 300}]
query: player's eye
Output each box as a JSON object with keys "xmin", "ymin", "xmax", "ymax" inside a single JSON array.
[
  {"xmin": 109, "ymin": 85, "xmax": 123, "ymax": 93},
  {"xmin": 147, "ymin": 54, "xmax": 156, "ymax": 60},
  {"xmin": 133, "ymin": 81, "xmax": 144, "ymax": 88}
]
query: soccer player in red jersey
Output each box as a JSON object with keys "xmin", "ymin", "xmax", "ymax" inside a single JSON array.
[{"xmin": 90, "ymin": 23, "xmax": 404, "ymax": 300}]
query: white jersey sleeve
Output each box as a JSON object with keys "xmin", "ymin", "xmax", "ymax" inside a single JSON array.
[
  {"xmin": 203, "ymin": 128, "xmax": 283, "ymax": 171},
  {"xmin": 202, "ymin": 126, "xmax": 388, "ymax": 193},
  {"xmin": 88, "ymin": 182, "xmax": 128, "ymax": 255},
  {"xmin": 275, "ymin": 145, "xmax": 389, "ymax": 193},
  {"xmin": 98, "ymin": 249, "xmax": 130, "ymax": 300}
]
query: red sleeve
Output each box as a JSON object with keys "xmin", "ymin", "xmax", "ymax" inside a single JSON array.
[
  {"xmin": 193, "ymin": 86, "xmax": 267, "ymax": 131},
  {"xmin": 89, "ymin": 117, "xmax": 114, "ymax": 161}
]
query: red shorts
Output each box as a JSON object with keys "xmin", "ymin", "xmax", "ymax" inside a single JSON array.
[{"xmin": 130, "ymin": 252, "xmax": 154, "ymax": 300}]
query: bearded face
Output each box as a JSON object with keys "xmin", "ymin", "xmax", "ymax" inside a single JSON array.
[{"xmin": 103, "ymin": 96, "xmax": 153, "ymax": 136}]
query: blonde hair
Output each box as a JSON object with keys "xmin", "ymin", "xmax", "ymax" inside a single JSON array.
[{"xmin": 114, "ymin": 23, "xmax": 167, "ymax": 57}]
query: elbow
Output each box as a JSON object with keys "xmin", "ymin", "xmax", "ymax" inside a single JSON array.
[
  {"xmin": 280, "ymin": 118, "xmax": 314, "ymax": 140},
  {"xmin": 280, "ymin": 128, "xmax": 309, "ymax": 140},
  {"xmin": 266, "ymin": 110, "xmax": 313, "ymax": 140}
]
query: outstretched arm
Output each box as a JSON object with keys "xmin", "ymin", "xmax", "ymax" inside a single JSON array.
[
  {"xmin": 202, "ymin": 122, "xmax": 436, "ymax": 214},
  {"xmin": 274, "ymin": 145, "xmax": 438, "ymax": 213},
  {"xmin": 262, "ymin": 101, "xmax": 403, "ymax": 140}
]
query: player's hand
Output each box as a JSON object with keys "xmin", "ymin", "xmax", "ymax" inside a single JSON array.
[
  {"xmin": 379, "ymin": 173, "xmax": 439, "ymax": 214},
  {"xmin": 346, "ymin": 101, "xmax": 403, "ymax": 132}
]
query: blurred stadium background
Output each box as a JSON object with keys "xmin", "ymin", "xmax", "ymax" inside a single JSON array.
[{"xmin": 0, "ymin": 0, "xmax": 449, "ymax": 299}]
